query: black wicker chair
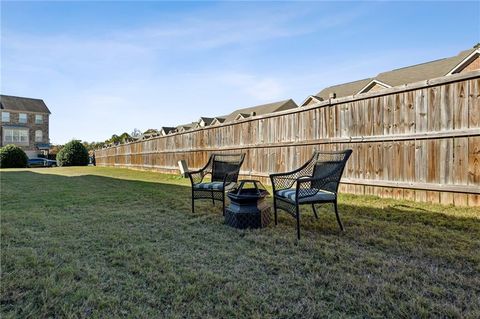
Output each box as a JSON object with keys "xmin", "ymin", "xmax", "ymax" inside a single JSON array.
[
  {"xmin": 187, "ymin": 153, "xmax": 246, "ymax": 215},
  {"xmin": 270, "ymin": 149, "xmax": 352, "ymax": 239}
]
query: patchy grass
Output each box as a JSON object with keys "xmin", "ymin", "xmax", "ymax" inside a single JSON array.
[{"xmin": 1, "ymin": 167, "xmax": 479, "ymax": 318}]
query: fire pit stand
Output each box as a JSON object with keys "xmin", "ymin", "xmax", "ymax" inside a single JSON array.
[{"xmin": 225, "ymin": 180, "xmax": 271, "ymax": 229}]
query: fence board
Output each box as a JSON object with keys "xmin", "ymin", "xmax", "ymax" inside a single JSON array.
[{"xmin": 96, "ymin": 73, "xmax": 480, "ymax": 206}]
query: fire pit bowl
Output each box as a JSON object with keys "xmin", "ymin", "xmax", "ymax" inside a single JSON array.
[{"xmin": 225, "ymin": 180, "xmax": 271, "ymax": 229}]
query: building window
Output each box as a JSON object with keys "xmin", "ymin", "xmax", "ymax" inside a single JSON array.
[
  {"xmin": 35, "ymin": 130, "xmax": 43, "ymax": 142},
  {"xmin": 19, "ymin": 113, "xmax": 28, "ymax": 123},
  {"xmin": 35, "ymin": 114, "xmax": 43, "ymax": 124},
  {"xmin": 20, "ymin": 130, "xmax": 28, "ymax": 143},
  {"xmin": 3, "ymin": 128, "xmax": 29, "ymax": 145},
  {"xmin": 2, "ymin": 112, "xmax": 10, "ymax": 122}
]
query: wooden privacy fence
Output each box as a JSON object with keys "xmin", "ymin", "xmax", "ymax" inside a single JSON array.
[{"xmin": 95, "ymin": 71, "xmax": 480, "ymax": 206}]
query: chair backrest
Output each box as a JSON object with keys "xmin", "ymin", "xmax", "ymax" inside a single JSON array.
[
  {"xmin": 210, "ymin": 153, "xmax": 246, "ymax": 182},
  {"xmin": 311, "ymin": 150, "xmax": 352, "ymax": 193}
]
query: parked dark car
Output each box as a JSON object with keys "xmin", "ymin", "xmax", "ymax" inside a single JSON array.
[{"xmin": 28, "ymin": 158, "xmax": 57, "ymax": 168}]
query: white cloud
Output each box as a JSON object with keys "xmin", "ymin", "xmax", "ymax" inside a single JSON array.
[{"xmin": 1, "ymin": 2, "xmax": 371, "ymax": 143}]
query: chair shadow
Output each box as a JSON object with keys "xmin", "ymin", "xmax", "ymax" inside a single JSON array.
[{"xmin": 2, "ymin": 169, "xmax": 479, "ymax": 254}]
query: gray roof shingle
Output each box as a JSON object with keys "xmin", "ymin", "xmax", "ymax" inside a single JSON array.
[
  {"xmin": 160, "ymin": 127, "xmax": 176, "ymax": 134},
  {"xmin": 198, "ymin": 117, "xmax": 215, "ymax": 126},
  {"xmin": 0, "ymin": 94, "xmax": 51, "ymax": 114},
  {"xmin": 176, "ymin": 122, "xmax": 198, "ymax": 131},
  {"xmin": 315, "ymin": 78, "xmax": 372, "ymax": 101},
  {"xmin": 313, "ymin": 47, "xmax": 477, "ymax": 101},
  {"xmin": 223, "ymin": 99, "xmax": 297, "ymax": 123},
  {"xmin": 375, "ymin": 48, "xmax": 473, "ymax": 87}
]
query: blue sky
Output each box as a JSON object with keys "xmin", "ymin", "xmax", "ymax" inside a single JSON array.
[{"xmin": 1, "ymin": 1, "xmax": 479, "ymax": 144}]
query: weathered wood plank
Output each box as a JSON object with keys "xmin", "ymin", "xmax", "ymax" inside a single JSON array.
[
  {"xmin": 428, "ymin": 86, "xmax": 441, "ymax": 132},
  {"xmin": 439, "ymin": 138, "xmax": 454, "ymax": 204},
  {"xmin": 95, "ymin": 74, "xmax": 480, "ymax": 207},
  {"xmin": 340, "ymin": 178, "xmax": 479, "ymax": 194},
  {"xmin": 469, "ymin": 78, "xmax": 480, "ymax": 128},
  {"xmin": 454, "ymin": 80, "xmax": 469, "ymax": 129},
  {"xmin": 468, "ymin": 136, "xmax": 480, "ymax": 187}
]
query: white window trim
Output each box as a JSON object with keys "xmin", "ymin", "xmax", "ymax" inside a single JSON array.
[
  {"xmin": 35, "ymin": 114, "xmax": 43, "ymax": 124},
  {"xmin": 446, "ymin": 49, "xmax": 480, "ymax": 75},
  {"xmin": 3, "ymin": 128, "xmax": 29, "ymax": 145},
  {"xmin": 35, "ymin": 130, "xmax": 43, "ymax": 142},
  {"xmin": 211, "ymin": 118, "xmax": 225, "ymax": 125},
  {"xmin": 2, "ymin": 112, "xmax": 10, "ymax": 122},
  {"xmin": 234, "ymin": 114, "xmax": 246, "ymax": 121},
  {"xmin": 19, "ymin": 113, "xmax": 28, "ymax": 124},
  {"xmin": 301, "ymin": 95, "xmax": 323, "ymax": 107},
  {"xmin": 357, "ymin": 79, "xmax": 392, "ymax": 94}
]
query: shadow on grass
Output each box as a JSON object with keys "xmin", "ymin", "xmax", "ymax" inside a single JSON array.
[
  {"xmin": 2, "ymin": 170, "xmax": 478, "ymax": 247},
  {"xmin": 2, "ymin": 169, "xmax": 480, "ymax": 318}
]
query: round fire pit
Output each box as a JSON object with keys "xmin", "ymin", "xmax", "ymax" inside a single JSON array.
[{"xmin": 225, "ymin": 180, "xmax": 271, "ymax": 229}]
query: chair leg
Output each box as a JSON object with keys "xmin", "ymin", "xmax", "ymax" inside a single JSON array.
[
  {"xmin": 273, "ymin": 198, "xmax": 278, "ymax": 226},
  {"xmin": 222, "ymin": 192, "xmax": 226, "ymax": 216},
  {"xmin": 312, "ymin": 204, "xmax": 319, "ymax": 219},
  {"xmin": 191, "ymin": 191, "xmax": 195, "ymax": 214},
  {"xmin": 334, "ymin": 200, "xmax": 344, "ymax": 231},
  {"xmin": 296, "ymin": 205, "xmax": 301, "ymax": 240}
]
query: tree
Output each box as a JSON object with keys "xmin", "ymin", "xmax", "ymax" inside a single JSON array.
[
  {"xmin": 119, "ymin": 132, "xmax": 132, "ymax": 143},
  {"xmin": 143, "ymin": 128, "xmax": 158, "ymax": 135},
  {"xmin": 108, "ymin": 134, "xmax": 121, "ymax": 144},
  {"xmin": 0, "ymin": 145, "xmax": 28, "ymax": 168},
  {"xmin": 91, "ymin": 141, "xmax": 105, "ymax": 150},
  {"xmin": 56, "ymin": 140, "xmax": 89, "ymax": 166},
  {"xmin": 131, "ymin": 128, "xmax": 142, "ymax": 139}
]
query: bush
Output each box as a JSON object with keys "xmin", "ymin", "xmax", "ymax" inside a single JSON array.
[
  {"xmin": 0, "ymin": 144, "xmax": 28, "ymax": 168},
  {"xmin": 56, "ymin": 140, "xmax": 89, "ymax": 166}
]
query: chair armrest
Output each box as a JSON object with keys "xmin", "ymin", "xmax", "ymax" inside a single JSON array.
[
  {"xmin": 270, "ymin": 175, "xmax": 297, "ymax": 192},
  {"xmin": 270, "ymin": 169, "xmax": 302, "ymax": 178},
  {"xmin": 270, "ymin": 157, "xmax": 317, "ymax": 191},
  {"xmin": 269, "ymin": 152, "xmax": 318, "ymax": 180},
  {"xmin": 187, "ymin": 169, "xmax": 209, "ymax": 185}
]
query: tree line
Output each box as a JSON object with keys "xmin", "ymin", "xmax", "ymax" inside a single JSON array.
[{"xmin": 54, "ymin": 128, "xmax": 159, "ymax": 152}]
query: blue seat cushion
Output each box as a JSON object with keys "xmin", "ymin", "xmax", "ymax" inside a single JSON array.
[
  {"xmin": 193, "ymin": 182, "xmax": 234, "ymax": 191},
  {"xmin": 276, "ymin": 188, "xmax": 336, "ymax": 203}
]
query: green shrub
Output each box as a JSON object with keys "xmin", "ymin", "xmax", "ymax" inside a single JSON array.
[
  {"xmin": 0, "ymin": 144, "xmax": 28, "ymax": 168},
  {"xmin": 56, "ymin": 140, "xmax": 89, "ymax": 166}
]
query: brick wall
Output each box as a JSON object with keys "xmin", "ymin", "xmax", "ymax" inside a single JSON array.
[
  {"xmin": 0, "ymin": 110, "xmax": 50, "ymax": 156},
  {"xmin": 460, "ymin": 54, "xmax": 480, "ymax": 73}
]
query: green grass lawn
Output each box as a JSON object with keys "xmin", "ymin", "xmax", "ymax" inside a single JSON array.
[{"xmin": 1, "ymin": 167, "xmax": 479, "ymax": 318}]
